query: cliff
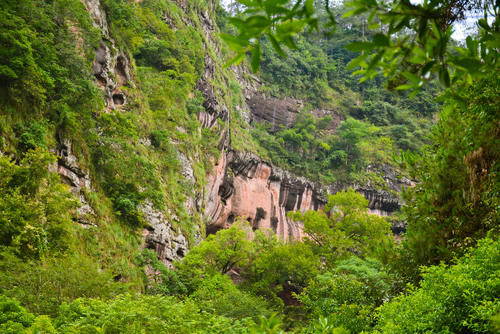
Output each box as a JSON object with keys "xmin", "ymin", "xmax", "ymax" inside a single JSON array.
[
  {"xmin": 60, "ymin": 0, "xmax": 409, "ymax": 264},
  {"xmin": 0, "ymin": 0, "xmax": 408, "ymax": 270},
  {"xmin": 204, "ymin": 150, "xmax": 409, "ymax": 241}
]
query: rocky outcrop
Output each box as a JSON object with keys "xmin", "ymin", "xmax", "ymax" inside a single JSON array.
[
  {"xmin": 247, "ymin": 94, "xmax": 341, "ymax": 132},
  {"xmin": 82, "ymin": 0, "xmax": 131, "ymax": 111},
  {"xmin": 248, "ymin": 95, "xmax": 303, "ymax": 131},
  {"xmin": 140, "ymin": 200, "xmax": 189, "ymax": 266},
  {"xmin": 55, "ymin": 138, "xmax": 95, "ymax": 226},
  {"xmin": 205, "ymin": 151, "xmax": 322, "ymax": 240},
  {"xmin": 76, "ymin": 0, "xmax": 410, "ymax": 266},
  {"xmin": 80, "ymin": 0, "xmax": 193, "ymax": 262},
  {"xmin": 204, "ymin": 151, "xmax": 410, "ymax": 239}
]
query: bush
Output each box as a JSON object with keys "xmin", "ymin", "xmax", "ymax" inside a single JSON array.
[
  {"xmin": 0, "ymin": 295, "xmax": 35, "ymax": 332},
  {"xmin": 54, "ymin": 294, "xmax": 254, "ymax": 333},
  {"xmin": 376, "ymin": 238, "xmax": 500, "ymax": 333},
  {"xmin": 190, "ymin": 274, "xmax": 271, "ymax": 321},
  {"xmin": 0, "ymin": 251, "xmax": 127, "ymax": 316}
]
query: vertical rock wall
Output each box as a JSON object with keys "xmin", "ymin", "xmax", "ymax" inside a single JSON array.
[
  {"xmin": 70, "ymin": 0, "xmax": 408, "ymax": 264},
  {"xmin": 204, "ymin": 151, "xmax": 323, "ymax": 241}
]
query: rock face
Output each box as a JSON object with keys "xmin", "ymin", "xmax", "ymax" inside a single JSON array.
[
  {"xmin": 205, "ymin": 151, "xmax": 323, "ymax": 240},
  {"xmin": 203, "ymin": 150, "xmax": 408, "ymax": 240},
  {"xmin": 72, "ymin": 0, "xmax": 409, "ymax": 266},
  {"xmin": 140, "ymin": 200, "xmax": 189, "ymax": 266},
  {"xmin": 55, "ymin": 138, "xmax": 95, "ymax": 226},
  {"xmin": 247, "ymin": 94, "xmax": 341, "ymax": 132},
  {"xmin": 82, "ymin": 0, "xmax": 130, "ymax": 111},
  {"xmin": 76, "ymin": 0, "xmax": 192, "ymax": 264},
  {"xmin": 248, "ymin": 95, "xmax": 303, "ymax": 131}
]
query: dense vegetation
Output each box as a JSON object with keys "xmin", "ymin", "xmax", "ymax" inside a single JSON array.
[
  {"xmin": 0, "ymin": 0, "xmax": 499, "ymax": 333},
  {"xmin": 0, "ymin": 0, "xmax": 237, "ymax": 320},
  {"xmin": 219, "ymin": 4, "xmax": 438, "ymax": 183}
]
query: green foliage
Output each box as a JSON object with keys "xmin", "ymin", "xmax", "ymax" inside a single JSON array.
[
  {"xmin": 217, "ymin": 3, "xmax": 438, "ymax": 184},
  {"xmin": 175, "ymin": 222, "xmax": 254, "ymax": 291},
  {"xmin": 190, "ymin": 274, "xmax": 271, "ymax": 321},
  {"xmin": 0, "ymin": 0, "xmax": 498, "ymax": 333},
  {"xmin": 220, "ymin": 0, "xmax": 321, "ymax": 72},
  {"xmin": 376, "ymin": 237, "xmax": 500, "ymax": 333},
  {"xmin": 343, "ymin": 0, "xmax": 499, "ymax": 92},
  {"xmin": 0, "ymin": 0, "xmax": 101, "ymax": 131},
  {"xmin": 301, "ymin": 318, "xmax": 349, "ymax": 334},
  {"xmin": 0, "ymin": 251, "xmax": 127, "ymax": 316},
  {"xmin": 15, "ymin": 121, "xmax": 48, "ymax": 152},
  {"xmin": 299, "ymin": 273, "xmax": 374, "ymax": 333},
  {"xmin": 227, "ymin": 0, "xmax": 499, "ymax": 95},
  {"xmin": 289, "ymin": 188, "xmax": 393, "ymax": 264},
  {"xmin": 259, "ymin": 36, "xmax": 332, "ymax": 106},
  {"xmin": 0, "ymin": 295, "xmax": 35, "ymax": 332},
  {"xmin": 252, "ymin": 113, "xmax": 397, "ymax": 183},
  {"xmin": 140, "ymin": 249, "xmax": 188, "ymax": 296},
  {"xmin": 243, "ymin": 239, "xmax": 320, "ymax": 305},
  {"xmin": 398, "ymin": 74, "xmax": 500, "ymax": 273},
  {"xmin": 53, "ymin": 294, "xmax": 254, "ymax": 333},
  {"xmin": 252, "ymin": 313, "xmax": 284, "ymax": 334},
  {"xmin": 0, "ymin": 149, "xmax": 77, "ymax": 258},
  {"xmin": 298, "ymin": 257, "xmax": 397, "ymax": 333}
]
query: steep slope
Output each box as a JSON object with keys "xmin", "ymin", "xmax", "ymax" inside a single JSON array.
[{"xmin": 0, "ymin": 0, "xmax": 409, "ymax": 274}]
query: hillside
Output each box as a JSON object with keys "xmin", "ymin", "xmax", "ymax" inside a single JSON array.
[{"xmin": 0, "ymin": 0, "xmax": 499, "ymax": 332}]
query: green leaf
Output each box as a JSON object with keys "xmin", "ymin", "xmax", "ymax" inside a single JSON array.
[
  {"xmin": 220, "ymin": 33, "xmax": 249, "ymax": 51},
  {"xmin": 305, "ymin": 0, "xmax": 314, "ymax": 16},
  {"xmin": 224, "ymin": 53, "xmax": 246, "ymax": 68},
  {"xmin": 420, "ymin": 60, "xmax": 436, "ymax": 75},
  {"xmin": 346, "ymin": 55, "xmax": 368, "ymax": 70},
  {"xmin": 478, "ymin": 19, "xmax": 489, "ymax": 31},
  {"xmin": 277, "ymin": 19, "xmax": 308, "ymax": 35},
  {"xmin": 251, "ymin": 43, "xmax": 261, "ymax": 72},
  {"xmin": 418, "ymin": 18, "xmax": 428, "ymax": 40},
  {"xmin": 342, "ymin": 7, "xmax": 367, "ymax": 18},
  {"xmin": 402, "ymin": 71, "xmax": 420, "ymax": 84},
  {"xmin": 438, "ymin": 66, "xmax": 450, "ymax": 87},
  {"xmin": 237, "ymin": 0, "xmax": 257, "ymax": 7},
  {"xmin": 245, "ymin": 15, "xmax": 271, "ymax": 29},
  {"xmin": 267, "ymin": 33, "xmax": 287, "ymax": 58},
  {"xmin": 281, "ymin": 35, "xmax": 298, "ymax": 49},
  {"xmin": 453, "ymin": 58, "xmax": 482, "ymax": 74},
  {"xmin": 372, "ymin": 33, "xmax": 389, "ymax": 47},
  {"xmin": 395, "ymin": 84, "xmax": 415, "ymax": 90},
  {"xmin": 345, "ymin": 41, "xmax": 374, "ymax": 52},
  {"xmin": 228, "ymin": 17, "xmax": 246, "ymax": 29}
]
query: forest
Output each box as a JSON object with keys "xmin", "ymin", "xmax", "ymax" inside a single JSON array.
[{"xmin": 0, "ymin": 0, "xmax": 499, "ymax": 333}]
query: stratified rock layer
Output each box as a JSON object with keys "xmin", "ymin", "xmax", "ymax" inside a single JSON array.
[{"xmin": 204, "ymin": 151, "xmax": 410, "ymax": 241}]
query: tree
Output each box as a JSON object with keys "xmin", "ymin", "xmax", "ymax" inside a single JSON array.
[
  {"xmin": 289, "ymin": 188, "xmax": 393, "ymax": 264},
  {"xmin": 333, "ymin": 118, "xmax": 369, "ymax": 169},
  {"xmin": 223, "ymin": 0, "xmax": 499, "ymax": 93},
  {"xmin": 398, "ymin": 72, "xmax": 500, "ymax": 271},
  {"xmin": 175, "ymin": 221, "xmax": 254, "ymax": 291},
  {"xmin": 297, "ymin": 257, "xmax": 394, "ymax": 333},
  {"xmin": 376, "ymin": 237, "xmax": 500, "ymax": 333},
  {"xmin": 0, "ymin": 148, "xmax": 77, "ymax": 258}
]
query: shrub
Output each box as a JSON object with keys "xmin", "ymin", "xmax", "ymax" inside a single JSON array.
[{"xmin": 376, "ymin": 238, "xmax": 500, "ymax": 333}]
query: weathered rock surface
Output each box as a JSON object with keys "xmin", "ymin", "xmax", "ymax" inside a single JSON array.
[
  {"xmin": 205, "ymin": 151, "xmax": 322, "ymax": 240},
  {"xmin": 82, "ymin": 0, "xmax": 130, "ymax": 111},
  {"xmin": 247, "ymin": 94, "xmax": 341, "ymax": 132},
  {"xmin": 80, "ymin": 0, "xmax": 193, "ymax": 261},
  {"xmin": 55, "ymin": 138, "xmax": 95, "ymax": 226},
  {"xmin": 140, "ymin": 200, "xmax": 189, "ymax": 266},
  {"xmin": 248, "ymin": 95, "xmax": 303, "ymax": 131},
  {"xmin": 75, "ymin": 0, "xmax": 410, "ymax": 267},
  {"xmin": 204, "ymin": 150, "xmax": 410, "ymax": 240}
]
